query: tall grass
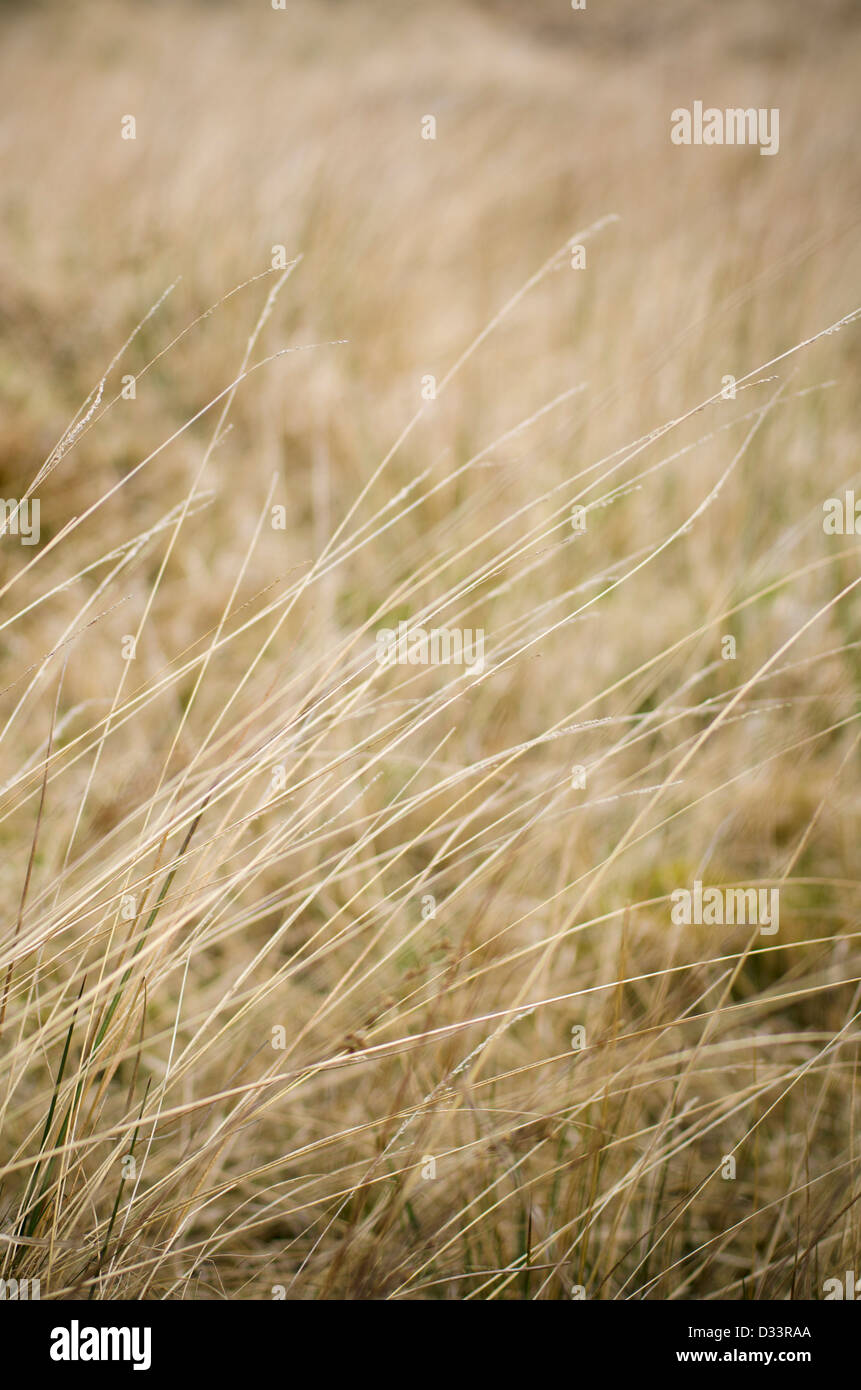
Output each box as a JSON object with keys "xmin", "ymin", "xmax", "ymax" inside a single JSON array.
[{"xmin": 0, "ymin": 0, "xmax": 859, "ymax": 1299}]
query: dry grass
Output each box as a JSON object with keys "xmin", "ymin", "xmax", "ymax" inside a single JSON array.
[{"xmin": 0, "ymin": 0, "xmax": 859, "ymax": 1300}]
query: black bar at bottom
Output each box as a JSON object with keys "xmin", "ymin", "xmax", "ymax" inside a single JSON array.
[{"xmin": 1, "ymin": 1297, "xmax": 852, "ymax": 1378}]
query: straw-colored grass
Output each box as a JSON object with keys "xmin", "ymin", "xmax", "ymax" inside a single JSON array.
[{"xmin": 0, "ymin": 0, "xmax": 859, "ymax": 1299}]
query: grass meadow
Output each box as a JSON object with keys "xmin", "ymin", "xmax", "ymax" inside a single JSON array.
[{"xmin": 0, "ymin": 0, "xmax": 860, "ymax": 1299}]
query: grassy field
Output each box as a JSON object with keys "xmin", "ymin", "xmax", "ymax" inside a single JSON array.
[{"xmin": 0, "ymin": 0, "xmax": 859, "ymax": 1299}]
